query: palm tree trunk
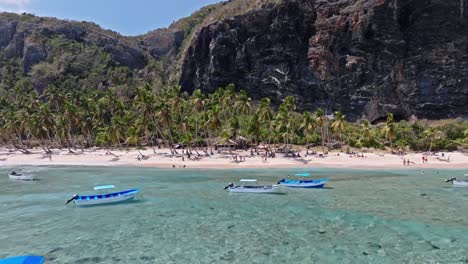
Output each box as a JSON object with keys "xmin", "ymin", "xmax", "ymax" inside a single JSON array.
[{"xmin": 321, "ymin": 126, "xmax": 325, "ymax": 153}]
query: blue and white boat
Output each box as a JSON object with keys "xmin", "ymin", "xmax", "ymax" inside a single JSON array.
[
  {"xmin": 278, "ymin": 173, "xmax": 328, "ymax": 188},
  {"xmin": 0, "ymin": 255, "xmax": 44, "ymax": 264},
  {"xmin": 65, "ymin": 185, "xmax": 140, "ymax": 206}
]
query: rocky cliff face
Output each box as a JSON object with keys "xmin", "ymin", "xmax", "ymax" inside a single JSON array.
[
  {"xmin": 180, "ymin": 0, "xmax": 468, "ymax": 121},
  {"xmin": 180, "ymin": 0, "xmax": 321, "ymax": 109},
  {"xmin": 1, "ymin": 0, "xmax": 467, "ymax": 121},
  {"xmin": 0, "ymin": 15, "xmax": 147, "ymax": 72}
]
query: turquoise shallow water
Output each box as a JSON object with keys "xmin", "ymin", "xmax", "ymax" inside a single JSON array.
[{"xmin": 1, "ymin": 166, "xmax": 468, "ymax": 264}]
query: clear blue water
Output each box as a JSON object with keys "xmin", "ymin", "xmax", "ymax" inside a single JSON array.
[{"xmin": 1, "ymin": 166, "xmax": 468, "ymax": 263}]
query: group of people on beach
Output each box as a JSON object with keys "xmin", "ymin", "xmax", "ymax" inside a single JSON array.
[
  {"xmin": 422, "ymin": 156, "xmax": 429, "ymax": 163},
  {"xmin": 402, "ymin": 158, "xmax": 413, "ymax": 166},
  {"xmin": 348, "ymin": 153, "xmax": 367, "ymax": 158},
  {"xmin": 232, "ymin": 155, "xmax": 246, "ymax": 162}
]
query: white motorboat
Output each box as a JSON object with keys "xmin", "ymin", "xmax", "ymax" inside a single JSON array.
[
  {"xmin": 8, "ymin": 171, "xmax": 35, "ymax": 181},
  {"xmin": 65, "ymin": 185, "xmax": 140, "ymax": 206},
  {"xmin": 224, "ymin": 179, "xmax": 280, "ymax": 194},
  {"xmin": 446, "ymin": 174, "xmax": 468, "ymax": 187}
]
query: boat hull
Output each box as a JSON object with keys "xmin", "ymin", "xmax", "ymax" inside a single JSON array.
[
  {"xmin": 0, "ymin": 255, "xmax": 44, "ymax": 264},
  {"xmin": 278, "ymin": 179, "xmax": 328, "ymax": 188},
  {"xmin": 452, "ymin": 180, "xmax": 468, "ymax": 187},
  {"xmin": 8, "ymin": 174, "xmax": 35, "ymax": 181},
  {"xmin": 227, "ymin": 185, "xmax": 280, "ymax": 194},
  {"xmin": 73, "ymin": 189, "xmax": 139, "ymax": 206}
]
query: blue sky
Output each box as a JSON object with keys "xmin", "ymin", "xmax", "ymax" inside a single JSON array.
[{"xmin": 0, "ymin": 0, "xmax": 222, "ymax": 35}]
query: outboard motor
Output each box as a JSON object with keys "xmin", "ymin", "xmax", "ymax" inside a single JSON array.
[
  {"xmin": 224, "ymin": 183, "xmax": 234, "ymax": 190},
  {"xmin": 445, "ymin": 177, "xmax": 456, "ymax": 183},
  {"xmin": 65, "ymin": 194, "xmax": 78, "ymax": 204}
]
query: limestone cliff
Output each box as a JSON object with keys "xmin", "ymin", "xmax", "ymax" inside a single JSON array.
[
  {"xmin": 179, "ymin": 0, "xmax": 468, "ymax": 121},
  {"xmin": 1, "ymin": 0, "xmax": 467, "ymax": 121}
]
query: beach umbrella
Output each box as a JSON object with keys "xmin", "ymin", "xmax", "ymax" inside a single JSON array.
[{"xmin": 0, "ymin": 256, "xmax": 44, "ymax": 264}]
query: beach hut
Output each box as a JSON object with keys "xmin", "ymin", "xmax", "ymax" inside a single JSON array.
[{"xmin": 214, "ymin": 138, "xmax": 239, "ymax": 152}]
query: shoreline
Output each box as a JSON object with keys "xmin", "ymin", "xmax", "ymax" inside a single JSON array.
[{"xmin": 0, "ymin": 148, "xmax": 467, "ymax": 170}]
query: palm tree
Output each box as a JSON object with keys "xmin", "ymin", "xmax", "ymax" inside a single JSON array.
[
  {"xmin": 360, "ymin": 119, "xmax": 373, "ymax": 146},
  {"xmin": 233, "ymin": 90, "xmax": 251, "ymax": 149},
  {"xmin": 247, "ymin": 113, "xmax": 261, "ymax": 146},
  {"xmin": 257, "ymin": 98, "xmax": 273, "ymax": 147},
  {"xmin": 275, "ymin": 105, "xmax": 290, "ymax": 148},
  {"xmin": 228, "ymin": 116, "xmax": 241, "ymax": 140},
  {"xmin": 330, "ymin": 111, "xmax": 346, "ymax": 143},
  {"xmin": 34, "ymin": 103, "xmax": 55, "ymax": 153},
  {"xmin": 205, "ymin": 105, "xmax": 222, "ymax": 154},
  {"xmin": 300, "ymin": 111, "xmax": 315, "ymax": 154},
  {"xmin": 276, "ymin": 96, "xmax": 296, "ymax": 150},
  {"xmin": 156, "ymin": 101, "xmax": 175, "ymax": 152},
  {"xmin": 134, "ymin": 85, "xmax": 157, "ymax": 152},
  {"xmin": 125, "ymin": 124, "xmax": 143, "ymax": 156},
  {"xmin": 314, "ymin": 108, "xmax": 326, "ymax": 153},
  {"xmin": 234, "ymin": 90, "xmax": 252, "ymax": 116},
  {"xmin": 95, "ymin": 127, "xmax": 111, "ymax": 149},
  {"xmin": 190, "ymin": 89, "xmax": 206, "ymax": 147},
  {"xmin": 382, "ymin": 113, "xmax": 396, "ymax": 151},
  {"xmin": 423, "ymin": 127, "xmax": 445, "ymax": 153},
  {"xmin": 62, "ymin": 101, "xmax": 80, "ymax": 152}
]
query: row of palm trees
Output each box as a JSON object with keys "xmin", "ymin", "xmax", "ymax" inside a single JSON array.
[{"xmin": 0, "ymin": 84, "xmax": 466, "ymax": 154}]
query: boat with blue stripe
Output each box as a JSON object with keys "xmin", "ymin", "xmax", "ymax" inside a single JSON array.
[
  {"xmin": 65, "ymin": 185, "xmax": 140, "ymax": 206},
  {"xmin": 278, "ymin": 173, "xmax": 328, "ymax": 188}
]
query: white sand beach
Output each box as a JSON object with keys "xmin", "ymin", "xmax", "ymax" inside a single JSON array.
[{"xmin": 0, "ymin": 148, "xmax": 467, "ymax": 169}]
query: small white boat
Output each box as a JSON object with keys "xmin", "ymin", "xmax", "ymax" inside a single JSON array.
[
  {"xmin": 8, "ymin": 171, "xmax": 35, "ymax": 181},
  {"xmin": 446, "ymin": 174, "xmax": 468, "ymax": 187},
  {"xmin": 224, "ymin": 179, "xmax": 280, "ymax": 194},
  {"xmin": 65, "ymin": 185, "xmax": 140, "ymax": 206}
]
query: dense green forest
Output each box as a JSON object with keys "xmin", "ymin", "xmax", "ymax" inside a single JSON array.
[{"xmin": 0, "ymin": 83, "xmax": 467, "ymax": 154}]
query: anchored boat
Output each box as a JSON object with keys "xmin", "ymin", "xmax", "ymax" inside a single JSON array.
[
  {"xmin": 8, "ymin": 171, "xmax": 35, "ymax": 181},
  {"xmin": 445, "ymin": 174, "xmax": 468, "ymax": 187},
  {"xmin": 278, "ymin": 173, "xmax": 328, "ymax": 188},
  {"xmin": 224, "ymin": 179, "xmax": 280, "ymax": 194},
  {"xmin": 0, "ymin": 255, "xmax": 44, "ymax": 264},
  {"xmin": 65, "ymin": 185, "xmax": 140, "ymax": 206}
]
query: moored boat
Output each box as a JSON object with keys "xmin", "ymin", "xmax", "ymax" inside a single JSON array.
[
  {"xmin": 445, "ymin": 174, "xmax": 468, "ymax": 187},
  {"xmin": 65, "ymin": 185, "xmax": 140, "ymax": 206},
  {"xmin": 0, "ymin": 255, "xmax": 44, "ymax": 264},
  {"xmin": 8, "ymin": 171, "xmax": 35, "ymax": 181},
  {"xmin": 224, "ymin": 179, "xmax": 280, "ymax": 194},
  {"xmin": 278, "ymin": 173, "xmax": 328, "ymax": 188}
]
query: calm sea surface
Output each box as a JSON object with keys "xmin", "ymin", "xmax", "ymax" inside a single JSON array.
[{"xmin": 1, "ymin": 166, "xmax": 468, "ymax": 263}]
